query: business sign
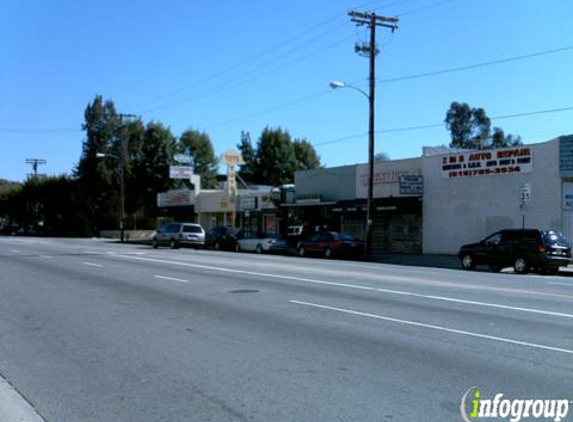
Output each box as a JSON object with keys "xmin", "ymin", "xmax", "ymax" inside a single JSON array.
[
  {"xmin": 559, "ymin": 135, "xmax": 573, "ymax": 178},
  {"xmin": 174, "ymin": 154, "xmax": 192, "ymax": 164},
  {"xmin": 441, "ymin": 147, "xmax": 532, "ymax": 179},
  {"xmin": 169, "ymin": 166, "xmax": 193, "ymax": 179},
  {"xmin": 563, "ymin": 183, "xmax": 573, "ymax": 211},
  {"xmin": 400, "ymin": 175, "xmax": 423, "ymax": 195},
  {"xmin": 220, "ymin": 149, "xmax": 245, "ymax": 167},
  {"xmin": 157, "ymin": 189, "xmax": 195, "ymax": 207}
]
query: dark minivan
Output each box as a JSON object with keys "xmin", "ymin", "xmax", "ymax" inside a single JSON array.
[{"xmin": 458, "ymin": 229, "xmax": 571, "ymax": 274}]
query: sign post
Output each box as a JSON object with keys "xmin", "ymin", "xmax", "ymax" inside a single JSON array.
[
  {"xmin": 220, "ymin": 150, "xmax": 245, "ymax": 227},
  {"xmin": 520, "ymin": 183, "xmax": 531, "ymax": 230}
]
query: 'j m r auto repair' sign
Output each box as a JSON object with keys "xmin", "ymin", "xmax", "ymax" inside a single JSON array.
[{"xmin": 441, "ymin": 148, "xmax": 532, "ymax": 179}]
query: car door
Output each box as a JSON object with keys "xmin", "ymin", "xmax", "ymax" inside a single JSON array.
[
  {"xmin": 474, "ymin": 232, "xmax": 503, "ymax": 265},
  {"xmin": 304, "ymin": 233, "xmax": 322, "ymax": 254}
]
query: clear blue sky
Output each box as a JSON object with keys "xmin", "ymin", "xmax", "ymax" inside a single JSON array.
[{"xmin": 2, "ymin": 0, "xmax": 572, "ymax": 182}]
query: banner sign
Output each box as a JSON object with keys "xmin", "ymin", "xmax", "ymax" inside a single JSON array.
[
  {"xmin": 559, "ymin": 135, "xmax": 573, "ymax": 178},
  {"xmin": 157, "ymin": 189, "xmax": 195, "ymax": 207},
  {"xmin": 441, "ymin": 148, "xmax": 532, "ymax": 179},
  {"xmin": 169, "ymin": 166, "xmax": 193, "ymax": 179}
]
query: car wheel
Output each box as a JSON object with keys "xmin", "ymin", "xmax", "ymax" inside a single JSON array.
[
  {"xmin": 298, "ymin": 246, "xmax": 306, "ymax": 257},
  {"xmin": 235, "ymin": 243, "xmax": 241, "ymax": 252},
  {"xmin": 152, "ymin": 238, "xmax": 159, "ymax": 249},
  {"xmin": 214, "ymin": 241, "xmax": 221, "ymax": 251},
  {"xmin": 489, "ymin": 265, "xmax": 502, "ymax": 272},
  {"xmin": 460, "ymin": 253, "xmax": 476, "ymax": 270},
  {"xmin": 513, "ymin": 257, "xmax": 528, "ymax": 274},
  {"xmin": 256, "ymin": 244, "xmax": 263, "ymax": 254},
  {"xmin": 324, "ymin": 247, "xmax": 333, "ymax": 259},
  {"xmin": 170, "ymin": 239, "xmax": 179, "ymax": 249}
]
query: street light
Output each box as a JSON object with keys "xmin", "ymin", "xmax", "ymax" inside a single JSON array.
[
  {"xmin": 96, "ymin": 151, "xmax": 125, "ymax": 243},
  {"xmin": 330, "ymin": 80, "xmax": 375, "ymax": 259}
]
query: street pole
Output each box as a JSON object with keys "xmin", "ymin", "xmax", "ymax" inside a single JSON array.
[
  {"xmin": 348, "ymin": 10, "xmax": 398, "ymax": 259},
  {"xmin": 117, "ymin": 113, "xmax": 137, "ymax": 243}
]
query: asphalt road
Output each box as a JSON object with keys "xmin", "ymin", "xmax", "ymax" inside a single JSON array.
[{"xmin": 0, "ymin": 237, "xmax": 572, "ymax": 422}]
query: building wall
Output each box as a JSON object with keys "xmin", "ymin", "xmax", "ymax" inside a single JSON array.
[
  {"xmin": 423, "ymin": 140, "xmax": 562, "ymax": 254},
  {"xmin": 356, "ymin": 157, "xmax": 422, "ymax": 198},
  {"xmin": 295, "ymin": 165, "xmax": 357, "ymax": 201}
]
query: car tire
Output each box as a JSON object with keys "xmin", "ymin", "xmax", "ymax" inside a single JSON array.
[
  {"xmin": 489, "ymin": 265, "xmax": 502, "ymax": 272},
  {"xmin": 460, "ymin": 253, "xmax": 476, "ymax": 270},
  {"xmin": 235, "ymin": 243, "xmax": 241, "ymax": 252},
  {"xmin": 170, "ymin": 239, "xmax": 179, "ymax": 249},
  {"xmin": 541, "ymin": 267, "xmax": 559, "ymax": 276},
  {"xmin": 256, "ymin": 244, "xmax": 263, "ymax": 254},
  {"xmin": 298, "ymin": 246, "xmax": 306, "ymax": 257},
  {"xmin": 513, "ymin": 257, "xmax": 528, "ymax": 274},
  {"xmin": 214, "ymin": 241, "xmax": 221, "ymax": 251},
  {"xmin": 152, "ymin": 238, "xmax": 159, "ymax": 249},
  {"xmin": 324, "ymin": 247, "xmax": 333, "ymax": 259}
]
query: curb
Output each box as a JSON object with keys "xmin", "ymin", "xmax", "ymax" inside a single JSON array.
[{"xmin": 0, "ymin": 374, "xmax": 46, "ymax": 422}]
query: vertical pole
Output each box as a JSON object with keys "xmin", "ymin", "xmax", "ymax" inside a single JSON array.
[
  {"xmin": 365, "ymin": 14, "xmax": 376, "ymax": 260},
  {"xmin": 119, "ymin": 128, "xmax": 126, "ymax": 243}
]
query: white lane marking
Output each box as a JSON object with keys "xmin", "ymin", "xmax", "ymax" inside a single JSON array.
[
  {"xmin": 9, "ymin": 249, "xmax": 19, "ymax": 253},
  {"xmin": 83, "ymin": 251, "xmax": 103, "ymax": 255},
  {"xmin": 153, "ymin": 275, "xmax": 190, "ymax": 284},
  {"xmin": 114, "ymin": 254, "xmax": 573, "ymax": 320},
  {"xmin": 290, "ymin": 300, "xmax": 573, "ymax": 356},
  {"xmin": 548, "ymin": 282, "xmax": 571, "ymax": 287},
  {"xmin": 40, "ymin": 255, "xmax": 53, "ymax": 259},
  {"xmin": 83, "ymin": 262, "xmax": 103, "ymax": 268}
]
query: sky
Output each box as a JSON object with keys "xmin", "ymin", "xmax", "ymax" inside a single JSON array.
[{"xmin": 1, "ymin": 0, "xmax": 572, "ymax": 182}]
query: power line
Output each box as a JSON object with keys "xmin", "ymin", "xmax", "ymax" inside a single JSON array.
[
  {"xmin": 378, "ymin": 45, "xmax": 573, "ymax": 84},
  {"xmin": 395, "ymin": 0, "xmax": 464, "ymax": 17},
  {"xmin": 130, "ymin": 0, "xmax": 418, "ymax": 111},
  {"xmin": 314, "ymin": 105, "xmax": 573, "ymax": 147}
]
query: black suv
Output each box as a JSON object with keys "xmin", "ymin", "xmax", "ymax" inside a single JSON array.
[{"xmin": 458, "ymin": 229, "xmax": 571, "ymax": 274}]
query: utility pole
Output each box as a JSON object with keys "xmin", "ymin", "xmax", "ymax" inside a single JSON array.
[
  {"xmin": 348, "ymin": 9, "xmax": 398, "ymax": 259},
  {"xmin": 25, "ymin": 158, "xmax": 47, "ymax": 179},
  {"xmin": 117, "ymin": 114, "xmax": 137, "ymax": 243}
]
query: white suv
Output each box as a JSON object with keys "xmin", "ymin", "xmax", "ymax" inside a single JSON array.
[{"xmin": 152, "ymin": 222, "xmax": 205, "ymax": 249}]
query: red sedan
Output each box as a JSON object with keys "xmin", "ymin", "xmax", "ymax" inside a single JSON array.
[{"xmin": 297, "ymin": 231, "xmax": 364, "ymax": 259}]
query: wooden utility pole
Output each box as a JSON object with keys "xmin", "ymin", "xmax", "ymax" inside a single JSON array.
[{"xmin": 348, "ymin": 10, "xmax": 398, "ymax": 259}]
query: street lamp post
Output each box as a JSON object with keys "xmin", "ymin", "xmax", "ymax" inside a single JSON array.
[
  {"xmin": 96, "ymin": 151, "xmax": 125, "ymax": 243},
  {"xmin": 330, "ymin": 81, "xmax": 375, "ymax": 259}
]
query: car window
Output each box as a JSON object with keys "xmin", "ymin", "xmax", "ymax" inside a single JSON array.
[
  {"xmin": 319, "ymin": 232, "xmax": 333, "ymax": 242},
  {"xmin": 183, "ymin": 225, "xmax": 202, "ymax": 233},
  {"xmin": 484, "ymin": 233, "xmax": 502, "ymax": 245},
  {"xmin": 542, "ymin": 231, "xmax": 570, "ymax": 246},
  {"xmin": 335, "ymin": 233, "xmax": 357, "ymax": 241},
  {"xmin": 309, "ymin": 233, "xmax": 321, "ymax": 242}
]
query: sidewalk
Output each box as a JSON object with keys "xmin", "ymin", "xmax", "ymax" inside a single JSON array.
[{"xmin": 372, "ymin": 252, "xmax": 573, "ymax": 276}]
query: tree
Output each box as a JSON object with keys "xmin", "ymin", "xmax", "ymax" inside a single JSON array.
[
  {"xmin": 237, "ymin": 131, "xmax": 258, "ymax": 182},
  {"xmin": 445, "ymin": 101, "xmax": 521, "ymax": 149},
  {"xmin": 178, "ymin": 130, "xmax": 218, "ymax": 189},
  {"xmin": 293, "ymin": 138, "xmax": 321, "ymax": 170},
  {"xmin": 255, "ymin": 127, "xmax": 297, "ymax": 185},
  {"xmin": 132, "ymin": 122, "xmax": 176, "ymax": 217},
  {"xmin": 75, "ymin": 95, "xmax": 119, "ymax": 234},
  {"xmin": 375, "ymin": 152, "xmax": 390, "ymax": 161},
  {"xmin": 444, "ymin": 101, "xmax": 491, "ymax": 149}
]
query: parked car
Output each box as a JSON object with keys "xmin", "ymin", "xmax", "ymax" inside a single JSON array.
[
  {"xmin": 152, "ymin": 222, "xmax": 205, "ymax": 249},
  {"xmin": 205, "ymin": 226, "xmax": 242, "ymax": 251},
  {"xmin": 297, "ymin": 231, "xmax": 364, "ymax": 259},
  {"xmin": 458, "ymin": 229, "xmax": 571, "ymax": 274},
  {"xmin": 235, "ymin": 232, "xmax": 281, "ymax": 254}
]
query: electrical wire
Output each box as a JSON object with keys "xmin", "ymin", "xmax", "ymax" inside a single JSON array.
[{"xmin": 314, "ymin": 105, "xmax": 573, "ymax": 148}]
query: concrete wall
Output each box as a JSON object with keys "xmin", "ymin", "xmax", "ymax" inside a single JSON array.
[
  {"xmin": 423, "ymin": 140, "xmax": 562, "ymax": 254},
  {"xmin": 295, "ymin": 165, "xmax": 357, "ymax": 202},
  {"xmin": 356, "ymin": 157, "xmax": 422, "ymax": 199}
]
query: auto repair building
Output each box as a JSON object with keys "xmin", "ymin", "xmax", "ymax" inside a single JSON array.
[{"xmin": 292, "ymin": 134, "xmax": 573, "ymax": 255}]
